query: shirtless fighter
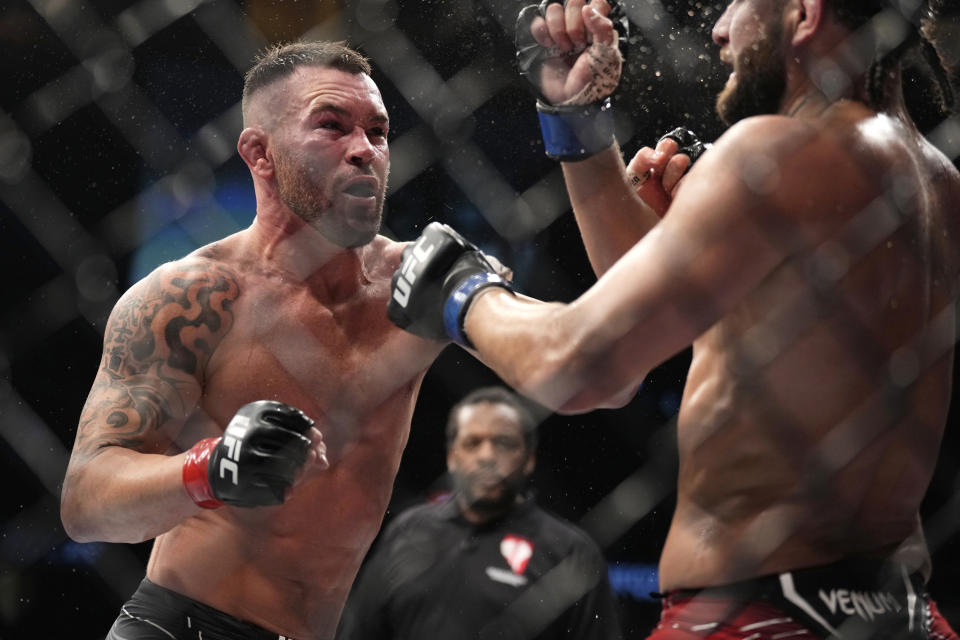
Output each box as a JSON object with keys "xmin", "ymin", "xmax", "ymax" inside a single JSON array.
[
  {"xmin": 387, "ymin": 0, "xmax": 960, "ymax": 637},
  {"xmin": 60, "ymin": 41, "xmax": 449, "ymax": 640}
]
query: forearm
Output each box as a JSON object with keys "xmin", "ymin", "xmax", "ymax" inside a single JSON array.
[
  {"xmin": 61, "ymin": 447, "xmax": 200, "ymax": 543},
  {"xmin": 462, "ymin": 291, "xmax": 572, "ymax": 408},
  {"xmin": 463, "ymin": 290, "xmax": 634, "ymax": 413},
  {"xmin": 562, "ymin": 145, "xmax": 661, "ymax": 276}
]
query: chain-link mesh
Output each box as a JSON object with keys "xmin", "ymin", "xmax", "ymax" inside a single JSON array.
[{"xmin": 1, "ymin": 0, "xmax": 959, "ymax": 637}]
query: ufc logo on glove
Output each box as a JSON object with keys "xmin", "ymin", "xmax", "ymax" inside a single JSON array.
[
  {"xmin": 219, "ymin": 416, "xmax": 250, "ymax": 484},
  {"xmin": 392, "ymin": 238, "xmax": 436, "ymax": 308},
  {"xmin": 182, "ymin": 400, "xmax": 314, "ymax": 509}
]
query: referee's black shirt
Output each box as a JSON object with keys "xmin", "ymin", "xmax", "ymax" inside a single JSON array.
[{"xmin": 338, "ymin": 496, "xmax": 623, "ymax": 640}]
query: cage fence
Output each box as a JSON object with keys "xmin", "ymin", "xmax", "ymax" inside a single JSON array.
[{"xmin": 1, "ymin": 0, "xmax": 959, "ymax": 637}]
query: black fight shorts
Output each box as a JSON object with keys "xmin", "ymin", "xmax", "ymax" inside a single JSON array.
[{"xmin": 105, "ymin": 578, "xmax": 296, "ymax": 640}]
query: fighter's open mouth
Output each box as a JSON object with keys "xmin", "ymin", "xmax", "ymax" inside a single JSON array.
[{"xmin": 344, "ymin": 183, "xmax": 376, "ymax": 197}]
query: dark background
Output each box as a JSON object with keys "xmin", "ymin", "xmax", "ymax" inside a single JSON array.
[{"xmin": 1, "ymin": 0, "xmax": 958, "ymax": 637}]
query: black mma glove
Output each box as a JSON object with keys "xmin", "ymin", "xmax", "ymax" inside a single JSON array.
[
  {"xmin": 182, "ymin": 400, "xmax": 314, "ymax": 509},
  {"xmin": 630, "ymin": 126, "xmax": 712, "ymax": 190},
  {"xmin": 387, "ymin": 222, "xmax": 513, "ymax": 348},
  {"xmin": 658, "ymin": 127, "xmax": 711, "ymax": 165},
  {"xmin": 516, "ymin": 0, "xmax": 629, "ymax": 160}
]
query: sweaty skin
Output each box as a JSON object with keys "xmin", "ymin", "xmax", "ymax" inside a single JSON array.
[
  {"xmin": 655, "ymin": 102, "xmax": 960, "ymax": 589},
  {"xmin": 150, "ymin": 236, "xmax": 438, "ymax": 638},
  {"xmin": 62, "ymin": 66, "xmax": 444, "ymax": 639},
  {"xmin": 463, "ymin": 0, "xmax": 960, "ymax": 592}
]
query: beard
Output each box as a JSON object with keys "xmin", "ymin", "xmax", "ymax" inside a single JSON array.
[
  {"xmin": 273, "ymin": 149, "xmax": 383, "ymax": 249},
  {"xmin": 716, "ymin": 19, "xmax": 788, "ymax": 125},
  {"xmin": 453, "ymin": 468, "xmax": 529, "ymax": 517}
]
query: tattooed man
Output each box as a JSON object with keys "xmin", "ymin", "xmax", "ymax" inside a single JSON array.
[{"xmin": 61, "ymin": 41, "xmax": 449, "ymax": 640}]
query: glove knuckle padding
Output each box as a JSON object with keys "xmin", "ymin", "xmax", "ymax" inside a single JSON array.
[
  {"xmin": 261, "ymin": 402, "xmax": 314, "ymax": 435},
  {"xmin": 659, "ymin": 127, "xmax": 709, "ymax": 164},
  {"xmin": 208, "ymin": 400, "xmax": 313, "ymax": 507},
  {"xmin": 388, "ymin": 222, "xmax": 513, "ymax": 346},
  {"xmin": 515, "ymin": 4, "xmax": 543, "ymax": 79},
  {"xmin": 388, "ymin": 222, "xmax": 476, "ymax": 339}
]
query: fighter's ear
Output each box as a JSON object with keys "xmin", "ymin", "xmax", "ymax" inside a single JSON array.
[
  {"xmin": 789, "ymin": 0, "xmax": 825, "ymax": 47},
  {"xmin": 523, "ymin": 453, "xmax": 535, "ymax": 475},
  {"xmin": 238, "ymin": 126, "xmax": 273, "ymax": 178}
]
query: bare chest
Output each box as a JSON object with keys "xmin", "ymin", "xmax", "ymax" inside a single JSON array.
[{"xmin": 201, "ymin": 282, "xmax": 437, "ymax": 453}]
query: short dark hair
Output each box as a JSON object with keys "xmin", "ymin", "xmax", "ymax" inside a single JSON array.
[
  {"xmin": 242, "ymin": 41, "xmax": 371, "ymax": 115},
  {"xmin": 445, "ymin": 386, "xmax": 538, "ymax": 452}
]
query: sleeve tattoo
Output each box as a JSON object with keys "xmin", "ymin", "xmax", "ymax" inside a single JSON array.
[{"xmin": 74, "ymin": 264, "xmax": 240, "ymax": 458}]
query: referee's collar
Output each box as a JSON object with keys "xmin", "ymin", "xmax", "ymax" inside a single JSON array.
[{"xmin": 437, "ymin": 492, "xmax": 536, "ymax": 527}]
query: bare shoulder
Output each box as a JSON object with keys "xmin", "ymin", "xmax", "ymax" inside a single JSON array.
[
  {"xmin": 714, "ymin": 114, "xmax": 817, "ymax": 150},
  {"xmin": 701, "ymin": 113, "xmax": 884, "ymax": 223},
  {"xmin": 707, "ymin": 114, "xmax": 858, "ymax": 182},
  {"xmin": 106, "ymin": 244, "xmax": 242, "ymax": 381},
  {"xmin": 72, "ymin": 243, "xmax": 243, "ymax": 459},
  {"xmin": 919, "ymin": 132, "xmax": 960, "ymax": 182},
  {"xmin": 682, "ymin": 115, "xmax": 830, "ymax": 212}
]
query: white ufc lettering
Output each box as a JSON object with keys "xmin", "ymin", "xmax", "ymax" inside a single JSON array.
[
  {"xmin": 219, "ymin": 459, "xmax": 239, "ymax": 484},
  {"xmin": 224, "ymin": 434, "xmax": 241, "ymax": 461},
  {"xmin": 219, "ymin": 422, "xmax": 248, "ymax": 485},
  {"xmin": 393, "ymin": 278, "xmax": 411, "ymax": 307},
  {"xmin": 392, "ymin": 238, "xmax": 436, "ymax": 308}
]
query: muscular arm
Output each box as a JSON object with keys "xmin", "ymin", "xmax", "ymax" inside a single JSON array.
[
  {"xmin": 464, "ymin": 118, "xmax": 856, "ymax": 412},
  {"xmin": 61, "ymin": 261, "xmax": 239, "ymax": 543},
  {"xmin": 562, "ymin": 145, "xmax": 663, "ymax": 276},
  {"xmin": 526, "ymin": 0, "xmax": 660, "ymax": 276}
]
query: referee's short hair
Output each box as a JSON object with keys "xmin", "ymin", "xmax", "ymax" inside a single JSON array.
[{"xmin": 445, "ymin": 386, "xmax": 538, "ymax": 452}]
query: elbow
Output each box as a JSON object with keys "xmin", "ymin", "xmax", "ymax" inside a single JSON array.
[
  {"xmin": 60, "ymin": 488, "xmax": 95, "ymax": 543},
  {"xmin": 517, "ymin": 332, "xmax": 639, "ymax": 414},
  {"xmin": 536, "ymin": 322, "xmax": 648, "ymax": 414},
  {"xmin": 499, "ymin": 301, "xmax": 647, "ymax": 412},
  {"xmin": 60, "ymin": 468, "xmax": 112, "ymax": 543},
  {"xmin": 60, "ymin": 491, "xmax": 148, "ymax": 544},
  {"xmin": 559, "ymin": 384, "xmax": 638, "ymax": 414},
  {"xmin": 61, "ymin": 520, "xmax": 95, "ymax": 544},
  {"xmin": 509, "ymin": 335, "xmax": 587, "ymax": 411}
]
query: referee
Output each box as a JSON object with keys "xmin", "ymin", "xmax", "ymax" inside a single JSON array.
[{"xmin": 337, "ymin": 386, "xmax": 622, "ymax": 640}]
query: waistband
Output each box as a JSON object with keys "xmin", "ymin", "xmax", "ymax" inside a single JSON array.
[
  {"xmin": 130, "ymin": 578, "xmax": 297, "ymax": 640},
  {"xmin": 663, "ymin": 556, "xmax": 925, "ymax": 604},
  {"xmin": 660, "ymin": 557, "xmax": 929, "ymax": 639}
]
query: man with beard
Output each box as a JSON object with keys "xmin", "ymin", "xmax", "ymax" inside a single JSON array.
[
  {"xmin": 385, "ymin": 0, "xmax": 960, "ymax": 637},
  {"xmin": 337, "ymin": 386, "xmax": 622, "ymax": 640},
  {"xmin": 60, "ymin": 41, "xmax": 455, "ymax": 640}
]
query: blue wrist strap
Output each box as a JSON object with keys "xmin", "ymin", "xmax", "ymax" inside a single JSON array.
[
  {"xmin": 536, "ymin": 97, "xmax": 615, "ymax": 161},
  {"xmin": 443, "ymin": 273, "xmax": 513, "ymax": 348}
]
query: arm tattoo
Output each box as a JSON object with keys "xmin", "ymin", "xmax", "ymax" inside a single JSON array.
[{"xmin": 75, "ymin": 264, "xmax": 240, "ymax": 458}]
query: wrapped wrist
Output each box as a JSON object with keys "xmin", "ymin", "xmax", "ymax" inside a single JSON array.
[
  {"xmin": 182, "ymin": 437, "xmax": 223, "ymax": 509},
  {"xmin": 443, "ymin": 273, "xmax": 514, "ymax": 348},
  {"xmin": 536, "ymin": 97, "xmax": 615, "ymax": 161}
]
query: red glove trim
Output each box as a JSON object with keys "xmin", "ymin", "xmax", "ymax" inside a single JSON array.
[{"xmin": 182, "ymin": 437, "xmax": 223, "ymax": 509}]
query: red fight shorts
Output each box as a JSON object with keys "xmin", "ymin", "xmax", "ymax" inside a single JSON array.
[{"xmin": 644, "ymin": 559, "xmax": 959, "ymax": 639}]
